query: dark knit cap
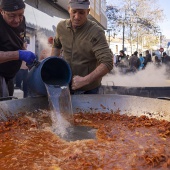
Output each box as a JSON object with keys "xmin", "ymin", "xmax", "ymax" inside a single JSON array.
[
  {"xmin": 134, "ymin": 51, "xmax": 138, "ymax": 56},
  {"xmin": 0, "ymin": 0, "xmax": 25, "ymax": 12}
]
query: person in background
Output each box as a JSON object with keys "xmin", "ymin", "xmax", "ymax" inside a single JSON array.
[
  {"xmin": 51, "ymin": 0, "xmax": 113, "ymax": 94},
  {"xmin": 0, "ymin": 0, "xmax": 36, "ymax": 98},
  {"xmin": 129, "ymin": 51, "xmax": 140, "ymax": 72},
  {"xmin": 39, "ymin": 36, "xmax": 54, "ymax": 61},
  {"xmin": 15, "ymin": 41, "xmax": 29, "ymax": 98},
  {"xmin": 117, "ymin": 50, "xmax": 126, "ymax": 65},
  {"xmin": 154, "ymin": 56, "xmax": 161, "ymax": 67},
  {"xmin": 162, "ymin": 52, "xmax": 170, "ymax": 65},
  {"xmin": 116, "ymin": 50, "xmax": 129, "ymax": 74},
  {"xmin": 143, "ymin": 50, "xmax": 152, "ymax": 68},
  {"xmin": 162, "ymin": 52, "xmax": 170, "ymax": 78},
  {"xmin": 139, "ymin": 53, "xmax": 144, "ymax": 70}
]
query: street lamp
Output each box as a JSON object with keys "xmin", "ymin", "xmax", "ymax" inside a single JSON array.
[
  {"xmin": 122, "ymin": 22, "xmax": 125, "ymax": 51},
  {"xmin": 158, "ymin": 31, "xmax": 162, "ymax": 48},
  {"xmin": 118, "ymin": 20, "xmax": 125, "ymax": 50},
  {"xmin": 157, "ymin": 31, "xmax": 164, "ymax": 57},
  {"xmin": 107, "ymin": 29, "xmax": 112, "ymax": 46}
]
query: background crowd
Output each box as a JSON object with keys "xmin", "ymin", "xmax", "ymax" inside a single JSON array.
[{"xmin": 114, "ymin": 49, "xmax": 170, "ymax": 74}]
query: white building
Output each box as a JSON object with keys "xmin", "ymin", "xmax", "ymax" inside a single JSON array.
[{"xmin": 108, "ymin": 36, "xmax": 142, "ymax": 56}]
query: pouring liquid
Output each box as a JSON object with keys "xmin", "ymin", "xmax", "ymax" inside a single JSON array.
[
  {"xmin": 45, "ymin": 84, "xmax": 73, "ymax": 139},
  {"xmin": 45, "ymin": 84, "xmax": 96, "ymax": 141}
]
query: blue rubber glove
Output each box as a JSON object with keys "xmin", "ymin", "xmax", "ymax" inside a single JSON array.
[{"xmin": 19, "ymin": 50, "xmax": 36, "ymax": 65}]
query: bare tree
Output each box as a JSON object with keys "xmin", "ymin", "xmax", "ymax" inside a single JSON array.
[
  {"xmin": 106, "ymin": 6, "xmax": 122, "ymax": 35},
  {"xmin": 106, "ymin": 0, "xmax": 164, "ymax": 52}
]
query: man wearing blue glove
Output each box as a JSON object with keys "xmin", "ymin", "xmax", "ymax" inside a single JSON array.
[{"xmin": 0, "ymin": 0, "xmax": 36, "ymax": 98}]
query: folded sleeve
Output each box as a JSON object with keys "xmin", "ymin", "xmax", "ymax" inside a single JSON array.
[{"xmin": 91, "ymin": 28, "xmax": 113, "ymax": 71}]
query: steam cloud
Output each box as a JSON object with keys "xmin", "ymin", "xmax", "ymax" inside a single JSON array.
[{"xmin": 102, "ymin": 63, "xmax": 170, "ymax": 87}]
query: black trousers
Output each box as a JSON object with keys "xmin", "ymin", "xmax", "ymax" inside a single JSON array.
[
  {"xmin": 70, "ymin": 86, "xmax": 100, "ymax": 95},
  {"xmin": 0, "ymin": 76, "xmax": 14, "ymax": 97}
]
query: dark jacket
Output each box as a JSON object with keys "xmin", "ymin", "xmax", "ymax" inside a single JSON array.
[
  {"xmin": 129, "ymin": 55, "xmax": 140, "ymax": 71},
  {"xmin": 0, "ymin": 14, "xmax": 26, "ymax": 80},
  {"xmin": 162, "ymin": 55, "xmax": 170, "ymax": 65},
  {"xmin": 143, "ymin": 53, "xmax": 152, "ymax": 66}
]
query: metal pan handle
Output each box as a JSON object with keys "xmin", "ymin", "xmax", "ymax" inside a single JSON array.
[{"xmin": 157, "ymin": 97, "xmax": 170, "ymax": 101}]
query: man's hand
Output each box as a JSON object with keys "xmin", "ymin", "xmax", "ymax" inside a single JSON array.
[
  {"xmin": 72, "ymin": 75, "xmax": 88, "ymax": 90},
  {"xmin": 19, "ymin": 50, "xmax": 36, "ymax": 65}
]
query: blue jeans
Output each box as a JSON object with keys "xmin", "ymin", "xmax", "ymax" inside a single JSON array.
[{"xmin": 15, "ymin": 69, "xmax": 28, "ymax": 98}]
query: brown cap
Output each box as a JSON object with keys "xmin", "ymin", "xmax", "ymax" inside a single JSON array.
[
  {"xmin": 0, "ymin": 0, "xmax": 25, "ymax": 12},
  {"xmin": 69, "ymin": 0, "xmax": 90, "ymax": 9}
]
